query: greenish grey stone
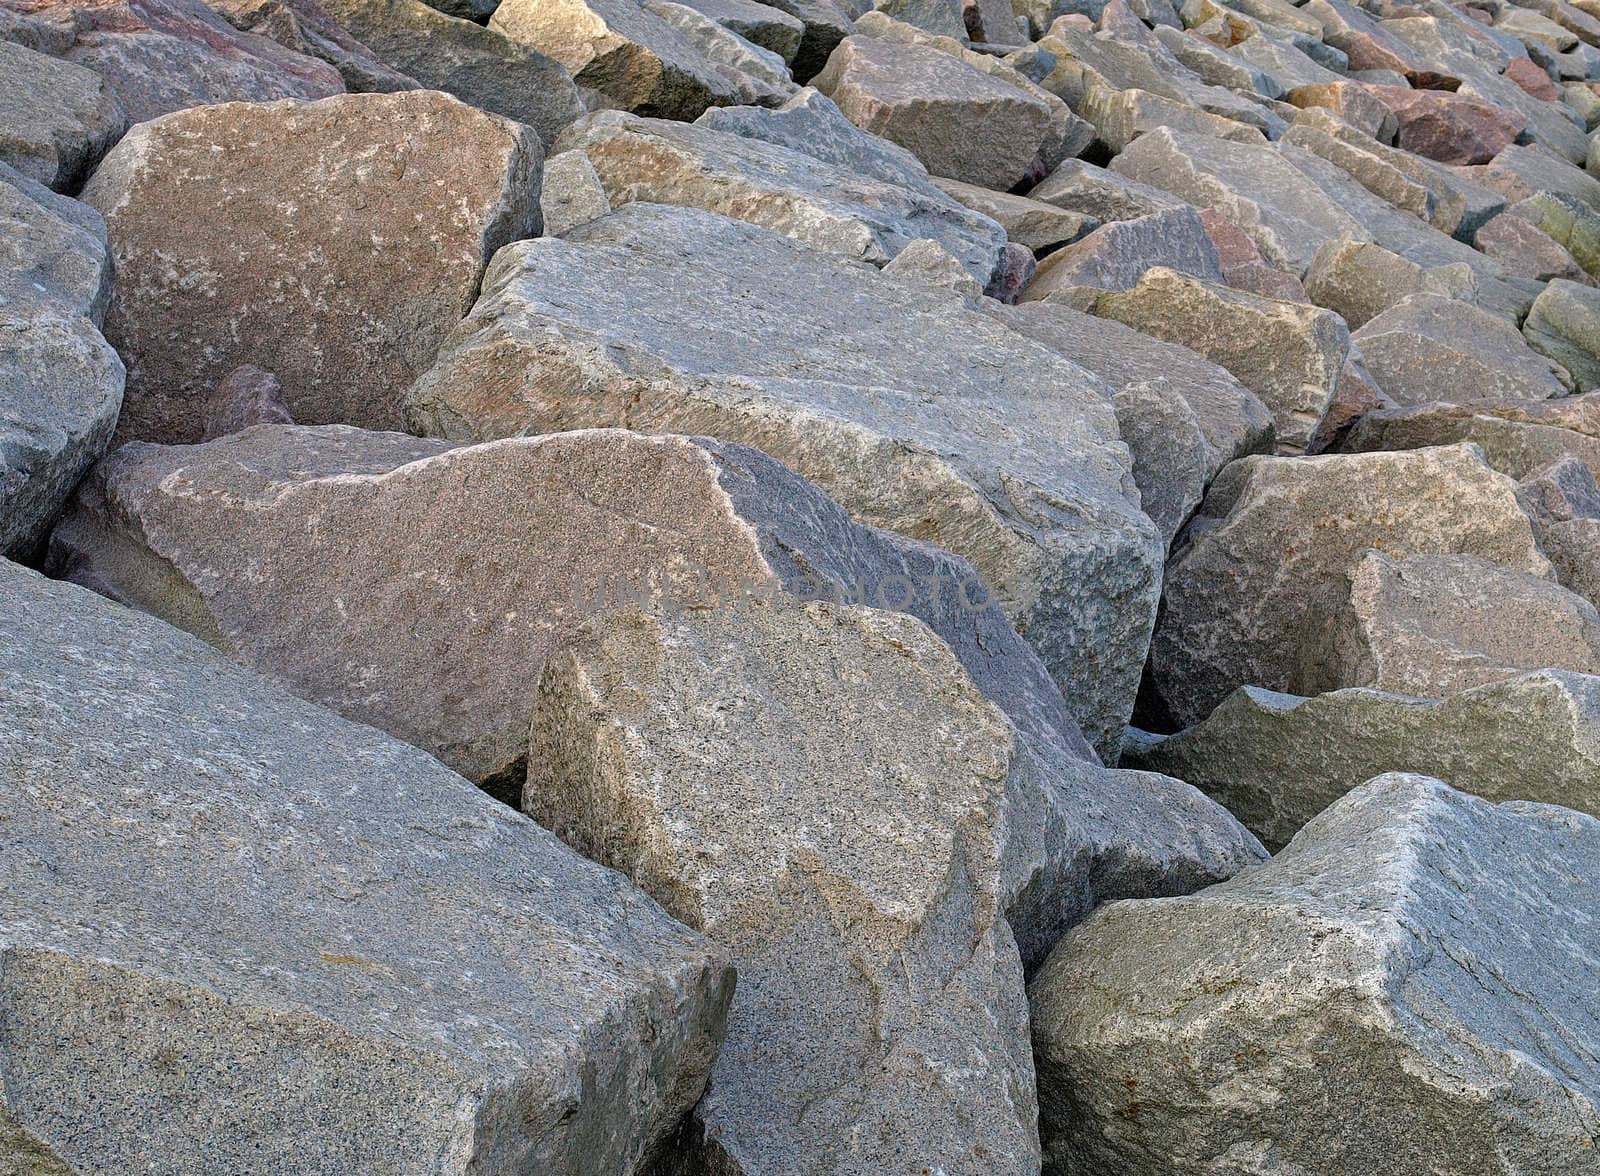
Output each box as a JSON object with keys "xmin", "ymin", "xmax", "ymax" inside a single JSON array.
[{"xmin": 1525, "ymin": 278, "xmax": 1600, "ymax": 391}]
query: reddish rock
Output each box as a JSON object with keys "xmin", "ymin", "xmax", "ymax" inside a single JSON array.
[
  {"xmin": 1306, "ymin": 353, "xmax": 1393, "ymax": 454},
  {"xmin": 1475, "ymin": 211, "xmax": 1592, "ymax": 284},
  {"xmin": 1198, "ymin": 208, "xmax": 1307, "ymax": 303},
  {"xmin": 986, "ymin": 241, "xmax": 1037, "ymax": 305},
  {"xmin": 201, "ymin": 365, "xmax": 294, "ymax": 439},
  {"xmin": 1506, "ymin": 55, "xmax": 1559, "ymax": 103},
  {"xmin": 4, "ymin": 0, "xmax": 344, "ymax": 125},
  {"xmin": 1365, "ymin": 84, "xmax": 1526, "ymax": 165}
]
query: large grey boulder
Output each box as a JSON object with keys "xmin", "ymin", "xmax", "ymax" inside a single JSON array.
[
  {"xmin": 0, "ymin": 165, "xmax": 123, "ymax": 560},
  {"xmin": 1089, "ymin": 267, "xmax": 1348, "ymax": 454},
  {"xmin": 1021, "ymin": 206, "xmax": 1224, "ymax": 304},
  {"xmin": 81, "ymin": 90, "xmax": 543, "ymax": 445},
  {"xmin": 1352, "ymin": 293, "xmax": 1573, "ymax": 405},
  {"xmin": 983, "ymin": 298, "xmax": 1275, "ymax": 545},
  {"xmin": 1524, "ymin": 278, "xmax": 1600, "ymax": 391},
  {"xmin": 1146, "ymin": 444, "xmax": 1554, "ymax": 728},
  {"xmin": 1334, "ymin": 551, "xmax": 1600, "ymax": 698},
  {"xmin": 529, "ymin": 600, "xmax": 1040, "ymax": 1173},
  {"xmin": 1030, "ymin": 772, "xmax": 1600, "ymax": 1175},
  {"xmin": 552, "ymin": 110, "xmax": 1007, "ymax": 280},
  {"xmin": 1340, "ymin": 402, "xmax": 1600, "ymax": 481},
  {"xmin": 316, "ymin": 0, "xmax": 587, "ymax": 147},
  {"xmin": 204, "ymin": 0, "xmax": 423, "ymax": 96},
  {"xmin": 0, "ymin": 40, "xmax": 126, "ymax": 192},
  {"xmin": 813, "ymin": 34, "xmax": 1057, "ymax": 191},
  {"xmin": 1026, "ymin": 158, "xmax": 1189, "ymax": 223},
  {"xmin": 0, "ymin": 559, "xmax": 733, "ymax": 1174},
  {"xmin": 1109, "ymin": 126, "xmax": 1370, "ymax": 274},
  {"xmin": 1125, "ymin": 671, "xmax": 1600, "ymax": 849},
  {"xmin": 930, "ymin": 175, "xmax": 1099, "ymax": 256},
  {"xmin": 405, "ymin": 203, "xmax": 1163, "ymax": 760}
]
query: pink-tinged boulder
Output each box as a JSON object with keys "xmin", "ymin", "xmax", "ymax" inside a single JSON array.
[
  {"xmin": 1475, "ymin": 210, "xmax": 1592, "ymax": 283},
  {"xmin": 1506, "ymin": 54, "xmax": 1560, "ymax": 102},
  {"xmin": 4, "ymin": 0, "xmax": 345, "ymax": 125},
  {"xmin": 1199, "ymin": 207, "xmax": 1308, "ymax": 302},
  {"xmin": 201, "ymin": 365, "xmax": 294, "ymax": 439},
  {"xmin": 204, "ymin": 0, "xmax": 422, "ymax": 95},
  {"xmin": 81, "ymin": 90, "xmax": 543, "ymax": 445},
  {"xmin": 1365, "ymin": 84, "xmax": 1527, "ymax": 165}
]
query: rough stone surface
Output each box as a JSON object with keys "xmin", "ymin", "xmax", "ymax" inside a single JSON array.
[
  {"xmin": 984, "ymin": 298, "xmax": 1276, "ymax": 545},
  {"xmin": 0, "ymin": 40, "xmax": 126, "ymax": 192},
  {"xmin": 0, "ymin": 163, "xmax": 123, "ymax": 560},
  {"xmin": 1352, "ymin": 292, "xmax": 1572, "ymax": 404},
  {"xmin": 200, "ymin": 364, "xmax": 293, "ymax": 439},
  {"xmin": 404, "ymin": 203, "xmax": 1162, "ymax": 760},
  {"xmin": 82, "ymin": 90, "xmax": 543, "ymax": 445},
  {"xmin": 1200, "ymin": 206, "xmax": 1308, "ymax": 302},
  {"xmin": 1026, "ymin": 157, "xmax": 1189, "ymax": 223},
  {"xmin": 1365, "ymin": 82, "xmax": 1528, "ymax": 163},
  {"xmin": 1285, "ymin": 79, "xmax": 1399, "ymax": 141},
  {"xmin": 1512, "ymin": 189, "xmax": 1600, "ymax": 279},
  {"xmin": 814, "ymin": 34, "xmax": 1057, "ymax": 190},
  {"xmin": 317, "ymin": 0, "xmax": 587, "ymax": 148},
  {"xmin": 540, "ymin": 148, "xmax": 611, "ymax": 237},
  {"xmin": 529, "ymin": 600, "xmax": 1040, "ymax": 1174},
  {"xmin": 8, "ymin": 0, "xmax": 346, "ymax": 126},
  {"xmin": 1304, "ymin": 237, "xmax": 1476, "ymax": 331},
  {"xmin": 1031, "ymin": 772, "xmax": 1600, "ymax": 1176},
  {"xmin": 1146, "ymin": 444, "xmax": 1554, "ymax": 728},
  {"xmin": 1110, "ymin": 126, "xmax": 1371, "ymax": 274},
  {"xmin": 0, "ymin": 559, "xmax": 733, "ymax": 1175},
  {"xmin": 1126, "ymin": 671, "xmax": 1600, "ymax": 849},
  {"xmin": 489, "ymin": 0, "xmax": 787, "ymax": 119},
  {"xmin": 930, "ymin": 174, "xmax": 1098, "ymax": 255},
  {"xmin": 1334, "ymin": 551, "xmax": 1600, "ymax": 698},
  {"xmin": 1525, "ymin": 277, "xmax": 1600, "ymax": 391},
  {"xmin": 1090, "ymin": 266, "xmax": 1349, "ymax": 454},
  {"xmin": 553, "ymin": 110, "xmax": 1008, "ymax": 279},
  {"xmin": 1340, "ymin": 403, "xmax": 1600, "ymax": 482},
  {"xmin": 206, "ymin": 0, "xmax": 423, "ymax": 95},
  {"xmin": 1021, "ymin": 206, "xmax": 1223, "ymax": 303},
  {"xmin": 1475, "ymin": 208, "xmax": 1592, "ymax": 283}
]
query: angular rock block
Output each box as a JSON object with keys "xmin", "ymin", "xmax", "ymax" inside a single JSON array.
[
  {"xmin": 1127, "ymin": 670, "xmax": 1600, "ymax": 848},
  {"xmin": 82, "ymin": 90, "xmax": 543, "ymax": 444},
  {"xmin": 405, "ymin": 204, "xmax": 1163, "ymax": 760},
  {"xmin": 1525, "ymin": 278, "xmax": 1600, "ymax": 391},
  {"xmin": 1021, "ymin": 206, "xmax": 1224, "ymax": 304},
  {"xmin": 206, "ymin": 0, "xmax": 423, "ymax": 96},
  {"xmin": 1147, "ymin": 444, "xmax": 1553, "ymax": 728},
  {"xmin": 1031, "ymin": 773, "xmax": 1600, "ymax": 1175},
  {"xmin": 0, "ymin": 40, "xmax": 126, "ymax": 192},
  {"xmin": 0, "ymin": 559, "xmax": 733, "ymax": 1174}
]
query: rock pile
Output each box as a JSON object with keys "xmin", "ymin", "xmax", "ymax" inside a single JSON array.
[{"xmin": 7, "ymin": 0, "xmax": 1600, "ymax": 1168}]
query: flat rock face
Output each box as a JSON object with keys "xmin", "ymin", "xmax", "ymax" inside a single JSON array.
[
  {"xmin": 1031, "ymin": 773, "xmax": 1600, "ymax": 1175},
  {"xmin": 0, "ymin": 559, "xmax": 733, "ymax": 1175},
  {"xmin": 405, "ymin": 203, "xmax": 1162, "ymax": 760},
  {"xmin": 206, "ymin": 0, "xmax": 424, "ymax": 96},
  {"xmin": 82, "ymin": 90, "xmax": 543, "ymax": 445},
  {"xmin": 930, "ymin": 174, "xmax": 1099, "ymax": 255},
  {"xmin": 1352, "ymin": 292, "xmax": 1573, "ymax": 404},
  {"xmin": 489, "ymin": 0, "xmax": 779, "ymax": 119},
  {"xmin": 983, "ymin": 298, "xmax": 1275, "ymax": 545},
  {"xmin": 1147, "ymin": 444, "xmax": 1553, "ymax": 729},
  {"xmin": 0, "ymin": 40, "xmax": 126, "ymax": 192},
  {"xmin": 1525, "ymin": 277, "xmax": 1600, "ymax": 391},
  {"xmin": 1126, "ymin": 672, "xmax": 1600, "ymax": 849},
  {"xmin": 10, "ymin": 0, "xmax": 346, "ymax": 125},
  {"xmin": 1335, "ymin": 551, "xmax": 1600, "ymax": 698},
  {"xmin": 1110, "ymin": 126, "xmax": 1371, "ymax": 274},
  {"xmin": 1090, "ymin": 266, "xmax": 1348, "ymax": 454},
  {"xmin": 814, "ymin": 33, "xmax": 1056, "ymax": 190},
  {"xmin": 1022, "ymin": 206, "xmax": 1223, "ymax": 302},
  {"xmin": 1304, "ymin": 237, "xmax": 1473, "ymax": 332},
  {"xmin": 553, "ymin": 109, "xmax": 1008, "ymax": 279},
  {"xmin": 316, "ymin": 0, "xmax": 588, "ymax": 148},
  {"xmin": 1367, "ymin": 83, "xmax": 1527, "ymax": 164},
  {"xmin": 529, "ymin": 601, "xmax": 1039, "ymax": 1174},
  {"xmin": 0, "ymin": 165, "xmax": 123, "ymax": 560}
]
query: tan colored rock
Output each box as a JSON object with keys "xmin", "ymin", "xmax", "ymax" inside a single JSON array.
[
  {"xmin": 1285, "ymin": 79, "xmax": 1398, "ymax": 141},
  {"xmin": 1334, "ymin": 551, "xmax": 1600, "ymax": 697},
  {"xmin": 1146, "ymin": 444, "xmax": 1554, "ymax": 728},
  {"xmin": 930, "ymin": 174, "xmax": 1098, "ymax": 255},
  {"xmin": 1090, "ymin": 267, "xmax": 1348, "ymax": 454},
  {"xmin": 530, "ymin": 600, "xmax": 1039, "ymax": 1173},
  {"xmin": 81, "ymin": 91, "xmax": 542, "ymax": 445},
  {"xmin": 1303, "ymin": 237, "xmax": 1476, "ymax": 330}
]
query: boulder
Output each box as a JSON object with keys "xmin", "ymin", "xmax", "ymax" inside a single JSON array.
[
  {"xmin": 813, "ymin": 34, "xmax": 1057, "ymax": 191},
  {"xmin": 539, "ymin": 149, "xmax": 611, "ymax": 236},
  {"xmin": 81, "ymin": 90, "xmax": 543, "ymax": 444},
  {"xmin": 677, "ymin": 0, "xmax": 805, "ymax": 60},
  {"xmin": 0, "ymin": 164, "xmax": 122, "ymax": 560},
  {"xmin": 552, "ymin": 110, "xmax": 1007, "ymax": 279},
  {"xmin": 1031, "ymin": 772, "xmax": 1600, "ymax": 1176},
  {"xmin": 1524, "ymin": 277, "xmax": 1600, "ymax": 390},
  {"xmin": 1109, "ymin": 126, "xmax": 1370, "ymax": 274},
  {"xmin": 1126, "ymin": 672, "xmax": 1600, "ymax": 849},
  {"xmin": 403, "ymin": 203, "xmax": 1163, "ymax": 760},
  {"xmin": 0, "ymin": 559, "xmax": 733, "ymax": 1174},
  {"xmin": 1475, "ymin": 208, "xmax": 1592, "ymax": 283},
  {"xmin": 1341, "ymin": 402, "xmax": 1600, "ymax": 480},
  {"xmin": 1025, "ymin": 158, "xmax": 1189, "ymax": 223},
  {"xmin": 1075, "ymin": 81, "xmax": 1272, "ymax": 153},
  {"xmin": 930, "ymin": 175, "xmax": 1098, "ymax": 255},
  {"xmin": 880, "ymin": 237, "xmax": 983, "ymax": 297},
  {"xmin": 1279, "ymin": 121, "xmax": 1437, "ymax": 223},
  {"xmin": 1284, "ymin": 79, "xmax": 1399, "ymax": 141},
  {"xmin": 0, "ymin": 40, "xmax": 125, "ymax": 192},
  {"xmin": 1303, "ymin": 237, "xmax": 1475, "ymax": 331},
  {"xmin": 985, "ymin": 298, "xmax": 1275, "ymax": 546},
  {"xmin": 11, "ymin": 0, "xmax": 344, "ymax": 126},
  {"xmin": 747, "ymin": 0, "xmax": 853, "ymax": 80},
  {"xmin": 1520, "ymin": 453, "xmax": 1600, "ymax": 603},
  {"xmin": 1472, "ymin": 142, "xmax": 1600, "ymax": 213},
  {"xmin": 489, "ymin": 0, "xmax": 787, "ymax": 119},
  {"xmin": 1334, "ymin": 551, "xmax": 1600, "ymax": 697},
  {"xmin": 1198, "ymin": 206, "xmax": 1309, "ymax": 302},
  {"xmin": 529, "ymin": 600, "xmax": 1039, "ymax": 1173},
  {"xmin": 205, "ymin": 0, "xmax": 423, "ymax": 95},
  {"xmin": 637, "ymin": 0, "xmax": 799, "ymax": 107},
  {"xmin": 1351, "ymin": 293, "xmax": 1572, "ymax": 404},
  {"xmin": 1089, "ymin": 267, "xmax": 1348, "ymax": 454},
  {"xmin": 1146, "ymin": 444, "xmax": 1554, "ymax": 728},
  {"xmin": 316, "ymin": 0, "xmax": 587, "ymax": 147},
  {"xmin": 1511, "ymin": 189, "xmax": 1600, "ymax": 278},
  {"xmin": 1021, "ymin": 206, "xmax": 1224, "ymax": 304},
  {"xmin": 1364, "ymin": 83, "xmax": 1527, "ymax": 164},
  {"xmin": 200, "ymin": 364, "xmax": 293, "ymax": 439}
]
